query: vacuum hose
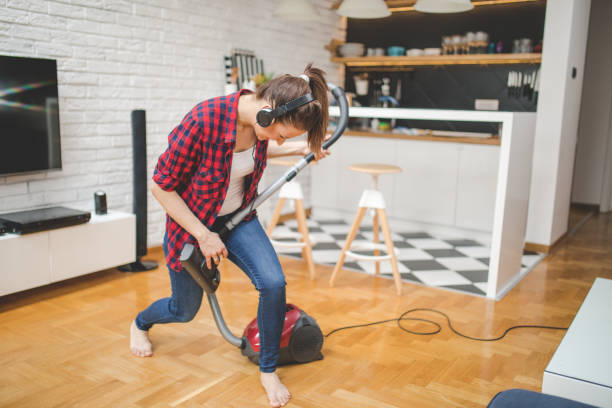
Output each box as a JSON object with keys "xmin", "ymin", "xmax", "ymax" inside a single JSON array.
[{"xmin": 180, "ymin": 83, "xmax": 349, "ymax": 349}]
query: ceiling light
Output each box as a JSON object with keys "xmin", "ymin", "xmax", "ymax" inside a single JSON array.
[
  {"xmin": 414, "ymin": 0, "xmax": 474, "ymax": 13},
  {"xmin": 337, "ymin": 0, "xmax": 391, "ymax": 19}
]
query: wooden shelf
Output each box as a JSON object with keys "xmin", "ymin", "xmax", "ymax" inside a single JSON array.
[
  {"xmin": 340, "ymin": 129, "xmax": 501, "ymax": 145},
  {"xmin": 331, "ymin": 53, "xmax": 542, "ymax": 67}
]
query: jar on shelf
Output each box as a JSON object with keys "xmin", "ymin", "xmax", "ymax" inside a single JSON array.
[
  {"xmin": 441, "ymin": 36, "xmax": 452, "ymax": 55},
  {"xmin": 451, "ymin": 35, "xmax": 462, "ymax": 55},
  {"xmin": 465, "ymin": 31, "xmax": 476, "ymax": 54},
  {"xmin": 474, "ymin": 31, "xmax": 489, "ymax": 54},
  {"xmin": 519, "ymin": 38, "xmax": 533, "ymax": 53}
]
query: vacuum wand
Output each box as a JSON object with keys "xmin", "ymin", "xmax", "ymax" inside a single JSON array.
[{"xmin": 180, "ymin": 83, "xmax": 349, "ymax": 349}]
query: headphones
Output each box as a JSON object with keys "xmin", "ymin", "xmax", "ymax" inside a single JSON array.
[{"xmin": 256, "ymin": 93, "xmax": 315, "ymax": 127}]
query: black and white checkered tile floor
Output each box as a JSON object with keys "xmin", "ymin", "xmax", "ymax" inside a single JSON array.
[{"xmin": 272, "ymin": 217, "xmax": 545, "ymax": 297}]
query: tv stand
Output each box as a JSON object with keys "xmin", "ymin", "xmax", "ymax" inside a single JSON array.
[{"xmin": 0, "ymin": 211, "xmax": 136, "ymax": 296}]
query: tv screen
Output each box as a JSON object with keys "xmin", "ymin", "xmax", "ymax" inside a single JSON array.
[{"xmin": 0, "ymin": 55, "xmax": 62, "ymax": 175}]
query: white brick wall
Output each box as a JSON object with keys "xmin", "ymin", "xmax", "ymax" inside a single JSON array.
[{"xmin": 0, "ymin": 0, "xmax": 345, "ymax": 250}]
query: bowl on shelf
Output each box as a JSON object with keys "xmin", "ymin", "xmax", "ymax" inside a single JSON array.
[
  {"xmin": 387, "ymin": 46, "xmax": 406, "ymax": 56},
  {"xmin": 424, "ymin": 47, "xmax": 442, "ymax": 56},
  {"xmin": 406, "ymin": 48, "xmax": 424, "ymax": 57},
  {"xmin": 337, "ymin": 42, "xmax": 365, "ymax": 57}
]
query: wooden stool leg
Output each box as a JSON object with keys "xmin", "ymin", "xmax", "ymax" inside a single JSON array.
[
  {"xmin": 377, "ymin": 208, "xmax": 402, "ymax": 296},
  {"xmin": 330, "ymin": 207, "xmax": 367, "ymax": 287},
  {"xmin": 294, "ymin": 199, "xmax": 316, "ymax": 280},
  {"xmin": 373, "ymin": 211, "xmax": 380, "ymax": 275},
  {"xmin": 266, "ymin": 197, "xmax": 286, "ymax": 236}
]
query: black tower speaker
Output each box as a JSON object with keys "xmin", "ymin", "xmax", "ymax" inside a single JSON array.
[{"xmin": 119, "ymin": 110, "xmax": 158, "ymax": 272}]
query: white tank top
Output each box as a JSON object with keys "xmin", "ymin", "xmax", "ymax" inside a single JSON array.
[{"xmin": 218, "ymin": 146, "xmax": 255, "ymax": 216}]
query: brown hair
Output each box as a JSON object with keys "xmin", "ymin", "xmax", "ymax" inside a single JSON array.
[{"xmin": 256, "ymin": 63, "xmax": 329, "ymax": 153}]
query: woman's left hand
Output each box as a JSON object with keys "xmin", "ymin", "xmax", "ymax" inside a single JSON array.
[{"xmin": 301, "ymin": 135, "xmax": 331, "ymax": 161}]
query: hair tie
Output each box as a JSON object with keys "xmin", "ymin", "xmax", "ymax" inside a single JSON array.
[{"xmin": 299, "ymin": 74, "xmax": 310, "ymax": 84}]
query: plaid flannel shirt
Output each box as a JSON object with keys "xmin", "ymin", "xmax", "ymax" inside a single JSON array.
[{"xmin": 153, "ymin": 89, "xmax": 268, "ymax": 271}]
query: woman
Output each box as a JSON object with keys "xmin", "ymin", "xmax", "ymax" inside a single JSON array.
[{"xmin": 130, "ymin": 63, "xmax": 330, "ymax": 407}]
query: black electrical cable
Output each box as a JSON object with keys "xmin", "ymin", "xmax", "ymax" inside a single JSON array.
[{"xmin": 324, "ymin": 308, "xmax": 568, "ymax": 342}]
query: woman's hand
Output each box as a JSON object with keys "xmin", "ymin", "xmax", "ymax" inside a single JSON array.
[
  {"xmin": 197, "ymin": 230, "xmax": 228, "ymax": 270},
  {"xmin": 300, "ymin": 135, "xmax": 331, "ymax": 161}
]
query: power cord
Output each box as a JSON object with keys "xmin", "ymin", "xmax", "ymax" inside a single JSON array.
[{"xmin": 324, "ymin": 308, "xmax": 568, "ymax": 342}]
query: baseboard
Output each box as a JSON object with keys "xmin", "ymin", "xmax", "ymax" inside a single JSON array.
[
  {"xmin": 525, "ymin": 232, "xmax": 567, "ymax": 254},
  {"xmin": 570, "ymin": 202, "xmax": 599, "ymax": 212}
]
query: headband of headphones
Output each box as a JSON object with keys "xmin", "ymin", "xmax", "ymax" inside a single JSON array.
[{"xmin": 256, "ymin": 93, "xmax": 315, "ymax": 128}]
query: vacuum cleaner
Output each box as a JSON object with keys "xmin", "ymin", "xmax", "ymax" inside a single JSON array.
[{"xmin": 179, "ymin": 83, "xmax": 349, "ymax": 366}]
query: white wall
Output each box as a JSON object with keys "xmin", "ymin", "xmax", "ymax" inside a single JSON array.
[
  {"xmin": 571, "ymin": 0, "xmax": 612, "ymax": 210},
  {"xmin": 0, "ymin": 0, "xmax": 344, "ymax": 248},
  {"xmin": 525, "ymin": 0, "xmax": 591, "ymax": 246}
]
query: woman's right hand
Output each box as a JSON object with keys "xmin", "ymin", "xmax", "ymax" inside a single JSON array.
[{"xmin": 197, "ymin": 230, "xmax": 228, "ymax": 270}]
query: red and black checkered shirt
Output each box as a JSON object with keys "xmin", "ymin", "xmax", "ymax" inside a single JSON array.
[{"xmin": 153, "ymin": 89, "xmax": 268, "ymax": 271}]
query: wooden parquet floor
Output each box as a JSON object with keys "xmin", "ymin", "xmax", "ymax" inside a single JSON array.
[{"xmin": 1, "ymin": 210, "xmax": 611, "ymax": 407}]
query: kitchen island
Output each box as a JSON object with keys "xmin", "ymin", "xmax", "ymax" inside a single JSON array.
[{"xmin": 316, "ymin": 107, "xmax": 536, "ymax": 299}]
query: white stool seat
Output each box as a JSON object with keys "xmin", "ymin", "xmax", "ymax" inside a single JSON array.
[{"xmin": 278, "ymin": 180, "xmax": 303, "ymax": 200}]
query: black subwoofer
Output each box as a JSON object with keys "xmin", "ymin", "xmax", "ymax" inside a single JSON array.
[{"xmin": 119, "ymin": 110, "xmax": 158, "ymax": 272}]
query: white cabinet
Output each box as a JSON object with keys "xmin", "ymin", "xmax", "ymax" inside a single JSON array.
[
  {"xmin": 392, "ymin": 140, "xmax": 462, "ymax": 227},
  {"xmin": 312, "ymin": 135, "xmax": 498, "ymax": 233},
  {"xmin": 455, "ymin": 145, "xmax": 500, "ymax": 232},
  {"xmin": 0, "ymin": 232, "xmax": 50, "ymax": 296},
  {"xmin": 0, "ymin": 212, "xmax": 135, "ymax": 296}
]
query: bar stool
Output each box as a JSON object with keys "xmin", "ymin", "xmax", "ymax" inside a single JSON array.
[
  {"xmin": 266, "ymin": 158, "xmax": 317, "ymax": 280},
  {"xmin": 329, "ymin": 163, "xmax": 403, "ymax": 295}
]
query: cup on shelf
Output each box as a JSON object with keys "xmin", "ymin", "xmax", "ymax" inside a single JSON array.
[{"xmin": 354, "ymin": 77, "xmax": 369, "ymax": 96}]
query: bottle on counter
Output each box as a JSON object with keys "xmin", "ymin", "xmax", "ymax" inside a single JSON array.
[{"xmin": 496, "ymin": 41, "xmax": 504, "ymax": 53}]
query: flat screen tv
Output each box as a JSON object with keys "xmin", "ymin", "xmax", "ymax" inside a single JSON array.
[{"xmin": 0, "ymin": 55, "xmax": 62, "ymax": 175}]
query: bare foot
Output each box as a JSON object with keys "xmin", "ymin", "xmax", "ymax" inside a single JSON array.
[
  {"xmin": 260, "ymin": 372, "xmax": 291, "ymax": 407},
  {"xmin": 130, "ymin": 320, "xmax": 152, "ymax": 357}
]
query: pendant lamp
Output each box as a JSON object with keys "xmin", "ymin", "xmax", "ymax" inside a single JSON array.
[
  {"xmin": 414, "ymin": 0, "xmax": 474, "ymax": 13},
  {"xmin": 337, "ymin": 0, "xmax": 391, "ymax": 19},
  {"xmin": 273, "ymin": 0, "xmax": 320, "ymax": 21}
]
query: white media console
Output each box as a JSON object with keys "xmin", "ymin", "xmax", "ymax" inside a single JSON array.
[{"xmin": 0, "ymin": 211, "xmax": 136, "ymax": 297}]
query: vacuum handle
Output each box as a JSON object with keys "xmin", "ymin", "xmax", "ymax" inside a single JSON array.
[
  {"xmin": 180, "ymin": 243, "xmax": 220, "ymax": 294},
  {"xmin": 301, "ymin": 83, "xmax": 349, "ymax": 166}
]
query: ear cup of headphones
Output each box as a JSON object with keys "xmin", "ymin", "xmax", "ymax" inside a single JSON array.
[{"xmin": 256, "ymin": 108, "xmax": 274, "ymax": 127}]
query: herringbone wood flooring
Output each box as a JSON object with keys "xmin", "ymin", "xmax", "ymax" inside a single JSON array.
[{"xmin": 1, "ymin": 210, "xmax": 610, "ymax": 407}]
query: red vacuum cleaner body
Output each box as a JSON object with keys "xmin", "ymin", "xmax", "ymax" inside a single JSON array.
[{"xmin": 241, "ymin": 304, "xmax": 324, "ymax": 365}]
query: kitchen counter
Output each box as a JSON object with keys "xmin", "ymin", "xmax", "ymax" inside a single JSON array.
[
  {"xmin": 337, "ymin": 129, "xmax": 501, "ymax": 146},
  {"xmin": 320, "ymin": 107, "xmax": 536, "ymax": 299}
]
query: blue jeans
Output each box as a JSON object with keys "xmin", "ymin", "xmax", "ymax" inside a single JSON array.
[{"xmin": 135, "ymin": 215, "xmax": 286, "ymax": 373}]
